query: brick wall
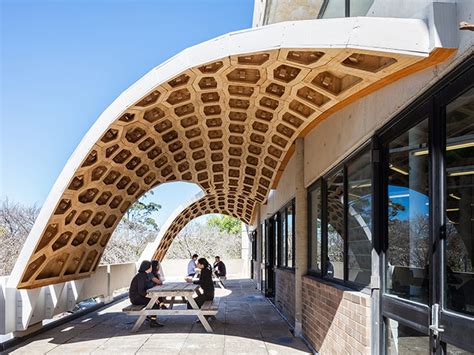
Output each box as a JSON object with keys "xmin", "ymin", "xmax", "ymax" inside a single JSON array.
[
  {"xmin": 275, "ymin": 268, "xmax": 295, "ymax": 325},
  {"xmin": 302, "ymin": 276, "xmax": 371, "ymax": 354}
]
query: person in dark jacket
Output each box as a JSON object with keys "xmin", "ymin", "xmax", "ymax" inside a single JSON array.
[
  {"xmin": 146, "ymin": 260, "xmax": 167, "ymax": 309},
  {"xmin": 146, "ymin": 260, "xmax": 163, "ymax": 289},
  {"xmin": 185, "ymin": 257, "xmax": 214, "ymax": 309},
  {"xmin": 129, "ymin": 260, "xmax": 163, "ymax": 327},
  {"xmin": 213, "ymin": 256, "xmax": 227, "ymax": 278}
]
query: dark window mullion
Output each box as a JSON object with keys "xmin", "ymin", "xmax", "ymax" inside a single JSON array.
[
  {"xmin": 428, "ymin": 96, "xmax": 442, "ymax": 312},
  {"xmin": 344, "ymin": 164, "xmax": 349, "ymax": 281},
  {"xmin": 307, "ymin": 188, "xmax": 313, "ymax": 272},
  {"xmin": 284, "ymin": 208, "xmax": 287, "ymax": 267},
  {"xmin": 291, "ymin": 200, "xmax": 296, "ymax": 268}
]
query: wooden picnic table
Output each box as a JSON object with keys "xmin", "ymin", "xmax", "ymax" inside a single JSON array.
[{"xmin": 125, "ymin": 282, "xmax": 217, "ymax": 332}]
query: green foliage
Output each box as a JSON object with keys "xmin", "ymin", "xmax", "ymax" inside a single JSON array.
[
  {"xmin": 207, "ymin": 215, "xmax": 241, "ymax": 235},
  {"xmin": 122, "ymin": 192, "xmax": 161, "ymax": 231}
]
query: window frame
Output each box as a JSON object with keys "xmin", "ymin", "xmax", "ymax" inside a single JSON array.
[
  {"xmin": 276, "ymin": 199, "xmax": 296, "ymax": 270},
  {"xmin": 307, "ymin": 141, "xmax": 374, "ymax": 291}
]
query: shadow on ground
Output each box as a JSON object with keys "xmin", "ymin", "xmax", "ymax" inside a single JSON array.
[{"xmin": 5, "ymin": 279, "xmax": 311, "ymax": 355}]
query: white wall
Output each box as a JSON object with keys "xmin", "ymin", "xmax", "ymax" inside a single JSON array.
[{"xmin": 161, "ymin": 259, "xmax": 250, "ymax": 281}]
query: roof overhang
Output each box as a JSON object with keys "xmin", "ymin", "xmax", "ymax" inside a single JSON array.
[{"xmin": 9, "ymin": 17, "xmax": 456, "ymax": 288}]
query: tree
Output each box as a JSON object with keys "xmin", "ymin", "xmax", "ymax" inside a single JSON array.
[
  {"xmin": 121, "ymin": 196, "xmax": 161, "ymax": 232},
  {"xmin": 101, "ymin": 192, "xmax": 161, "ymax": 264},
  {"xmin": 207, "ymin": 215, "xmax": 241, "ymax": 235},
  {"xmin": 0, "ymin": 198, "xmax": 39, "ymax": 275},
  {"xmin": 167, "ymin": 218, "xmax": 242, "ymax": 259}
]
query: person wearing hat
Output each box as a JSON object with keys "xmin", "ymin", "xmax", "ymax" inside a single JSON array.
[{"xmin": 129, "ymin": 260, "xmax": 163, "ymax": 327}]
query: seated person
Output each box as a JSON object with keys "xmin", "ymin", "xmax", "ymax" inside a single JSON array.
[
  {"xmin": 146, "ymin": 260, "xmax": 167, "ymax": 309},
  {"xmin": 185, "ymin": 257, "xmax": 214, "ymax": 309},
  {"xmin": 146, "ymin": 260, "xmax": 163, "ymax": 288},
  {"xmin": 129, "ymin": 260, "xmax": 163, "ymax": 327},
  {"xmin": 187, "ymin": 254, "xmax": 198, "ymax": 276},
  {"xmin": 213, "ymin": 256, "xmax": 227, "ymax": 280}
]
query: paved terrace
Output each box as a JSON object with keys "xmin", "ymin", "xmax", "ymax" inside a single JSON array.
[{"xmin": 4, "ymin": 279, "xmax": 311, "ymax": 355}]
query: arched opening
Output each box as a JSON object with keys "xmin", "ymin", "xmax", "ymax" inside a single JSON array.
[
  {"xmin": 157, "ymin": 213, "xmax": 247, "ymax": 282},
  {"xmin": 100, "ymin": 181, "xmax": 202, "ymax": 265}
]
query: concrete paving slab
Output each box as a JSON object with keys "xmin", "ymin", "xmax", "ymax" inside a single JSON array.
[{"xmin": 5, "ymin": 279, "xmax": 311, "ymax": 355}]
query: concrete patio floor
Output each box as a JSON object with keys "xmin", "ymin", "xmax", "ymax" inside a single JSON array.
[{"xmin": 4, "ymin": 279, "xmax": 312, "ymax": 354}]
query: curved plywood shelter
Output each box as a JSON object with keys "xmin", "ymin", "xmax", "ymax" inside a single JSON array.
[{"xmin": 9, "ymin": 17, "xmax": 454, "ymax": 289}]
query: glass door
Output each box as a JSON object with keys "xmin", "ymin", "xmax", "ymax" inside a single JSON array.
[
  {"xmin": 381, "ymin": 105, "xmax": 433, "ymax": 354},
  {"xmin": 437, "ymin": 67, "xmax": 474, "ymax": 354},
  {"xmin": 380, "ymin": 59, "xmax": 474, "ymax": 354}
]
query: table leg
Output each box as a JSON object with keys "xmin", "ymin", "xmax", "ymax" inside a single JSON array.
[
  {"xmin": 132, "ymin": 296, "xmax": 157, "ymax": 332},
  {"xmin": 169, "ymin": 296, "xmax": 175, "ymax": 309},
  {"xmin": 186, "ymin": 295, "xmax": 212, "ymax": 333}
]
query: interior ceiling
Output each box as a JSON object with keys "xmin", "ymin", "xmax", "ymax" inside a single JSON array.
[{"xmin": 14, "ymin": 43, "xmax": 452, "ymax": 289}]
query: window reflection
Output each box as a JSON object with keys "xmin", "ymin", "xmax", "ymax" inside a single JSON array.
[
  {"xmin": 446, "ymin": 344, "xmax": 474, "ymax": 354},
  {"xmin": 326, "ymin": 169, "xmax": 345, "ymax": 279},
  {"xmin": 309, "ymin": 182, "xmax": 322, "ymax": 273},
  {"xmin": 445, "ymin": 87, "xmax": 474, "ymax": 316},
  {"xmin": 347, "ymin": 148, "xmax": 372, "ymax": 286},
  {"xmin": 386, "ymin": 119, "xmax": 430, "ymax": 304},
  {"xmin": 385, "ymin": 318, "xmax": 429, "ymax": 354},
  {"xmin": 281, "ymin": 211, "xmax": 287, "ymax": 266},
  {"xmin": 287, "ymin": 205, "xmax": 294, "ymax": 268}
]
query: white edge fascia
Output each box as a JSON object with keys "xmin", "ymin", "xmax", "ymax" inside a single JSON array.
[{"xmin": 8, "ymin": 16, "xmax": 435, "ymax": 288}]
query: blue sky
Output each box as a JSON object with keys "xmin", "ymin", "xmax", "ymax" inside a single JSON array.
[{"xmin": 1, "ymin": 0, "xmax": 253, "ymax": 227}]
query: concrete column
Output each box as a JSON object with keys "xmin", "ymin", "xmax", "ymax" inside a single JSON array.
[
  {"xmin": 294, "ymin": 138, "xmax": 308, "ymax": 336},
  {"xmin": 241, "ymin": 223, "xmax": 250, "ymax": 278}
]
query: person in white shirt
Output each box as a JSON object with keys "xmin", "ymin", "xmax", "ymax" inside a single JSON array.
[{"xmin": 187, "ymin": 254, "xmax": 198, "ymax": 276}]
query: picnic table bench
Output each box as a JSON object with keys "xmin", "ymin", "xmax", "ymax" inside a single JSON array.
[
  {"xmin": 213, "ymin": 275, "xmax": 226, "ymax": 289},
  {"xmin": 122, "ymin": 282, "xmax": 220, "ymax": 333}
]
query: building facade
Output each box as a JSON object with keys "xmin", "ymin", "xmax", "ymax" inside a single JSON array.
[{"xmin": 250, "ymin": 1, "xmax": 474, "ymax": 354}]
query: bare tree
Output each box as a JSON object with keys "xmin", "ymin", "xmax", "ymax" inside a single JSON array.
[
  {"xmin": 167, "ymin": 219, "xmax": 241, "ymax": 260},
  {"xmin": 0, "ymin": 198, "xmax": 39, "ymax": 275},
  {"xmin": 0, "ymin": 195, "xmax": 242, "ymax": 276},
  {"xmin": 101, "ymin": 195, "xmax": 161, "ymax": 264}
]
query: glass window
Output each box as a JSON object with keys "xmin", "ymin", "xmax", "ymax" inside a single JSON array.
[
  {"xmin": 287, "ymin": 204, "xmax": 294, "ymax": 268},
  {"xmin": 280, "ymin": 210, "xmax": 287, "ymax": 267},
  {"xmin": 385, "ymin": 118, "xmax": 430, "ymax": 304},
  {"xmin": 350, "ymin": 0, "xmax": 374, "ymax": 16},
  {"xmin": 347, "ymin": 148, "xmax": 372, "ymax": 286},
  {"xmin": 446, "ymin": 344, "xmax": 474, "ymax": 354},
  {"xmin": 273, "ymin": 214, "xmax": 279, "ymax": 267},
  {"xmin": 261, "ymin": 222, "xmax": 266, "ymax": 264},
  {"xmin": 326, "ymin": 169, "xmax": 345, "ymax": 280},
  {"xmin": 309, "ymin": 181, "xmax": 322, "ymax": 273},
  {"xmin": 445, "ymin": 87, "xmax": 474, "ymax": 317},
  {"xmin": 320, "ymin": 0, "xmax": 346, "ymax": 18},
  {"xmin": 385, "ymin": 317, "xmax": 429, "ymax": 354}
]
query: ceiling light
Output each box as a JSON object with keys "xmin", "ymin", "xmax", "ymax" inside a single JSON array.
[
  {"xmin": 413, "ymin": 141, "xmax": 474, "ymax": 156},
  {"xmin": 449, "ymin": 193, "xmax": 461, "ymax": 200},
  {"xmin": 389, "ymin": 164, "xmax": 409, "ymax": 176},
  {"xmin": 447, "ymin": 141, "xmax": 474, "ymax": 151},
  {"xmin": 351, "ymin": 183, "xmax": 372, "ymax": 189},
  {"xmin": 389, "ymin": 194, "xmax": 409, "ymax": 199},
  {"xmin": 446, "ymin": 208, "xmax": 460, "ymax": 212},
  {"xmin": 448, "ymin": 170, "xmax": 474, "ymax": 177}
]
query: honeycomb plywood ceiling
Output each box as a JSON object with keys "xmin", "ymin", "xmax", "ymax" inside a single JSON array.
[{"xmin": 10, "ymin": 18, "xmax": 455, "ymax": 288}]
